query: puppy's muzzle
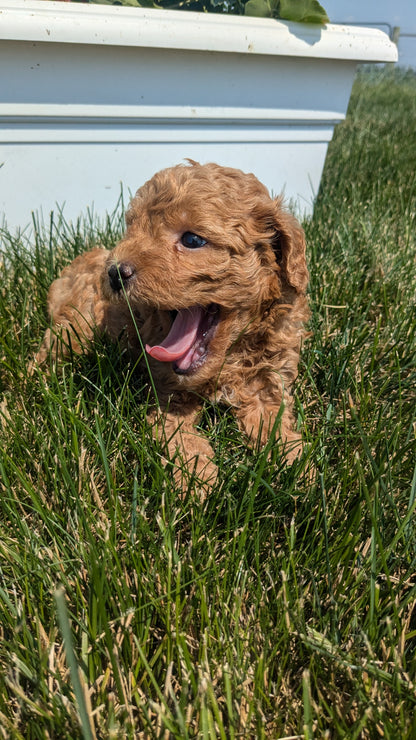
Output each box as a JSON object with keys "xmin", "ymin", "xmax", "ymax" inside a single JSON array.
[{"xmin": 108, "ymin": 262, "xmax": 135, "ymax": 293}]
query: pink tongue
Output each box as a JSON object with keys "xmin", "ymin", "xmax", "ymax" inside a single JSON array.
[{"xmin": 145, "ymin": 306, "xmax": 203, "ymax": 362}]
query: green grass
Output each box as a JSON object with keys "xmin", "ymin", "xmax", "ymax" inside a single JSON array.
[{"xmin": 1, "ymin": 67, "xmax": 415, "ymax": 738}]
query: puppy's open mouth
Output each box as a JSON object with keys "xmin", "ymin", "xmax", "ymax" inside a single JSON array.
[{"xmin": 145, "ymin": 304, "xmax": 220, "ymax": 374}]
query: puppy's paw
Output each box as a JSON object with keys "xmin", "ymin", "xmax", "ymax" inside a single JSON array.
[
  {"xmin": 282, "ymin": 433, "xmax": 303, "ymax": 464},
  {"xmin": 172, "ymin": 452, "xmax": 218, "ymax": 499}
]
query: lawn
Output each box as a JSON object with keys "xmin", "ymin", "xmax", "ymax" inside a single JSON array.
[{"xmin": 0, "ymin": 67, "xmax": 415, "ymax": 739}]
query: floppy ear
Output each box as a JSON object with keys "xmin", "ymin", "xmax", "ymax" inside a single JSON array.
[{"xmin": 271, "ymin": 198, "xmax": 309, "ymax": 294}]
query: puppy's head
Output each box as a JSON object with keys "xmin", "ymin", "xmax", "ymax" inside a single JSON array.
[{"xmin": 104, "ymin": 161, "xmax": 308, "ymax": 384}]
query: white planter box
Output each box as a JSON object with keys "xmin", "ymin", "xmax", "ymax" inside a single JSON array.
[
  {"xmin": 324, "ymin": 0, "xmax": 416, "ymax": 68},
  {"xmin": 0, "ymin": 1, "xmax": 397, "ymax": 231}
]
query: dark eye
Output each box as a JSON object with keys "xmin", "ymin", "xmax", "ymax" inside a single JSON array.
[{"xmin": 180, "ymin": 231, "xmax": 207, "ymax": 249}]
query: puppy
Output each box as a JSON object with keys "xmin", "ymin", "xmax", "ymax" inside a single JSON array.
[{"xmin": 34, "ymin": 162, "xmax": 309, "ymax": 487}]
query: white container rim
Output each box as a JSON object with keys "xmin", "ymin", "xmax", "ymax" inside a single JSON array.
[{"xmin": 0, "ymin": 0, "xmax": 398, "ymax": 63}]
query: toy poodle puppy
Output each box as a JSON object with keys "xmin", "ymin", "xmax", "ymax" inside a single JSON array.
[{"xmin": 34, "ymin": 161, "xmax": 309, "ymax": 487}]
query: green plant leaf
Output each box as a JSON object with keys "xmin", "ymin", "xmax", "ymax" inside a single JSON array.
[
  {"xmin": 279, "ymin": 0, "xmax": 329, "ymax": 24},
  {"xmin": 244, "ymin": 0, "xmax": 274, "ymax": 18},
  {"xmin": 89, "ymin": 0, "xmax": 144, "ymax": 5}
]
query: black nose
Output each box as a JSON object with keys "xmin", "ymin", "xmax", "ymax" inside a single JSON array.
[{"xmin": 108, "ymin": 262, "xmax": 135, "ymax": 292}]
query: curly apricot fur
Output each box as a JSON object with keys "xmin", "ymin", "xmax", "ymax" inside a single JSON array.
[{"xmin": 34, "ymin": 162, "xmax": 309, "ymax": 489}]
